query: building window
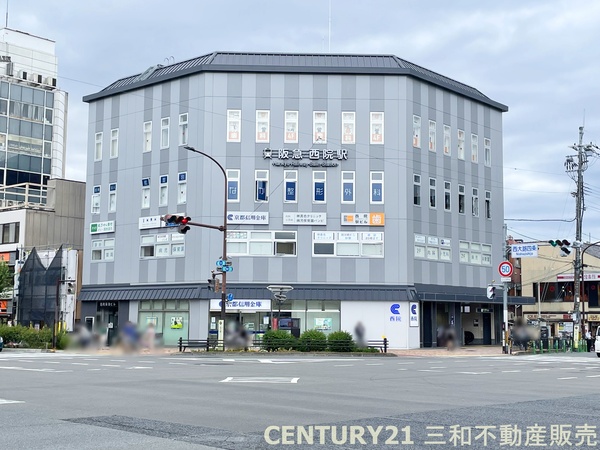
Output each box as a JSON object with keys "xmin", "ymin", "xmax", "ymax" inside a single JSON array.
[
  {"xmin": 284, "ymin": 170, "xmax": 297, "ymax": 203},
  {"xmin": 0, "ymin": 222, "xmax": 19, "ymax": 244},
  {"xmin": 459, "ymin": 241, "xmax": 492, "ymax": 266},
  {"xmin": 458, "ymin": 184, "xmax": 465, "ymax": 214},
  {"xmin": 179, "ymin": 113, "xmax": 188, "ymax": 146},
  {"xmin": 485, "ymin": 191, "xmax": 491, "ymax": 219},
  {"xmin": 227, "ymin": 230, "xmax": 297, "ymax": 257},
  {"xmin": 342, "ymin": 112, "xmax": 355, "ymax": 144},
  {"xmin": 227, "ymin": 169, "xmax": 240, "ymax": 202},
  {"xmin": 472, "ymin": 188, "xmax": 479, "ymax": 217},
  {"xmin": 177, "ymin": 172, "xmax": 187, "ymax": 205},
  {"xmin": 160, "ymin": 117, "xmax": 170, "ymax": 149},
  {"xmin": 413, "ymin": 115, "xmax": 421, "ymax": 148},
  {"xmin": 458, "ymin": 129, "xmax": 465, "ymax": 160},
  {"xmin": 255, "ymin": 170, "xmax": 269, "ymax": 202},
  {"xmin": 341, "ymin": 171, "xmax": 355, "ymax": 204},
  {"xmin": 313, "ymin": 171, "xmax": 326, "ymax": 203},
  {"xmin": 94, "ymin": 132, "xmax": 102, "ymax": 161},
  {"xmin": 143, "ymin": 121, "xmax": 152, "ymax": 152},
  {"xmin": 91, "ymin": 238, "xmax": 115, "ymax": 262},
  {"xmin": 484, "ymin": 138, "xmax": 492, "ymax": 166},
  {"xmin": 443, "ymin": 125, "xmax": 451, "ymax": 156},
  {"xmin": 429, "ymin": 178, "xmax": 436, "ymax": 208},
  {"xmin": 141, "ymin": 178, "xmax": 150, "ymax": 209},
  {"xmin": 91, "ymin": 185, "xmax": 100, "ymax": 214},
  {"xmin": 471, "ymin": 134, "xmax": 478, "ymax": 163},
  {"xmin": 429, "ymin": 120, "xmax": 436, "ymax": 152},
  {"xmin": 444, "ymin": 181, "xmax": 451, "ymax": 211},
  {"xmin": 227, "ymin": 110, "xmax": 241, "ymax": 142},
  {"xmin": 159, "ymin": 175, "xmax": 168, "ymax": 207},
  {"xmin": 110, "ymin": 129, "xmax": 118, "ymax": 158},
  {"xmin": 413, "ymin": 174, "xmax": 421, "ymax": 206},
  {"xmin": 313, "ymin": 111, "xmax": 327, "ymax": 143},
  {"xmin": 284, "ymin": 111, "xmax": 298, "ymax": 143},
  {"xmin": 370, "ymin": 171, "xmax": 384, "ymax": 204},
  {"xmin": 370, "ymin": 112, "xmax": 384, "ymax": 144},
  {"xmin": 108, "ymin": 183, "xmax": 117, "ymax": 213},
  {"xmin": 312, "ymin": 231, "xmax": 384, "ymax": 258},
  {"xmin": 256, "ymin": 110, "xmax": 270, "ymax": 143},
  {"xmin": 140, "ymin": 234, "xmax": 185, "ymax": 259},
  {"xmin": 459, "ymin": 241, "xmax": 470, "ymax": 264}
]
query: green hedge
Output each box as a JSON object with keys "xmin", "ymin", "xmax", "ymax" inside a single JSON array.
[
  {"xmin": 0, "ymin": 324, "xmax": 68, "ymax": 349},
  {"xmin": 262, "ymin": 330, "xmax": 297, "ymax": 351},
  {"xmin": 328, "ymin": 331, "xmax": 355, "ymax": 352},
  {"xmin": 298, "ymin": 329, "xmax": 327, "ymax": 351}
]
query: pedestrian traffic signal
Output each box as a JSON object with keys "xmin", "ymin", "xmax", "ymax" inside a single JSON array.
[
  {"xmin": 486, "ymin": 285, "xmax": 496, "ymax": 300},
  {"xmin": 67, "ymin": 282, "xmax": 75, "ymax": 295},
  {"xmin": 549, "ymin": 239, "xmax": 571, "ymax": 257}
]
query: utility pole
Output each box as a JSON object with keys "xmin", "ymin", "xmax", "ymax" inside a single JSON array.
[{"xmin": 564, "ymin": 126, "xmax": 599, "ymax": 349}]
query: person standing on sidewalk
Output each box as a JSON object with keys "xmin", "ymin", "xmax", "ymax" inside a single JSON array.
[{"xmin": 585, "ymin": 329, "xmax": 594, "ymax": 352}]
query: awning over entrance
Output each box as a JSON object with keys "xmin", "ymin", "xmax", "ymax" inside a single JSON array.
[
  {"xmin": 80, "ymin": 283, "xmax": 417, "ymax": 302},
  {"xmin": 79, "ymin": 284, "xmax": 202, "ymax": 302},
  {"xmin": 415, "ymin": 283, "xmax": 536, "ymax": 305}
]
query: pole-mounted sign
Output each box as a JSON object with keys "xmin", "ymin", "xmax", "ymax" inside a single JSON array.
[{"xmin": 498, "ymin": 261, "xmax": 513, "ymax": 278}]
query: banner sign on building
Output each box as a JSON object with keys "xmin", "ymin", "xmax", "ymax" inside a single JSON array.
[
  {"xmin": 283, "ymin": 212, "xmax": 326, "ymax": 225},
  {"xmin": 511, "ymin": 243, "xmax": 538, "ymax": 258},
  {"xmin": 341, "ymin": 213, "xmax": 385, "ymax": 226},
  {"xmin": 227, "ymin": 212, "xmax": 269, "ymax": 225},
  {"xmin": 90, "ymin": 221, "xmax": 115, "ymax": 234},
  {"xmin": 139, "ymin": 216, "xmax": 167, "ymax": 230},
  {"xmin": 210, "ymin": 299, "xmax": 271, "ymax": 311},
  {"xmin": 557, "ymin": 273, "xmax": 600, "ymax": 282},
  {"xmin": 409, "ymin": 302, "xmax": 419, "ymax": 327}
]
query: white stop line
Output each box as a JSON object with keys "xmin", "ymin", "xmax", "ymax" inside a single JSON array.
[{"xmin": 220, "ymin": 377, "xmax": 299, "ymax": 383}]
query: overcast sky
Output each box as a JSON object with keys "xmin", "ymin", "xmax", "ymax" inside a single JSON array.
[{"xmin": 8, "ymin": 0, "xmax": 600, "ymax": 245}]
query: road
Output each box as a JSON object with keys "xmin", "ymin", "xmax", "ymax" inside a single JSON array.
[{"xmin": 1, "ymin": 351, "xmax": 600, "ymax": 449}]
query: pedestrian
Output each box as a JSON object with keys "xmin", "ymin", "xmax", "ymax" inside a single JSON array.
[
  {"xmin": 445, "ymin": 326, "xmax": 457, "ymax": 351},
  {"xmin": 355, "ymin": 321, "xmax": 366, "ymax": 348},
  {"xmin": 585, "ymin": 329, "xmax": 593, "ymax": 352},
  {"xmin": 143, "ymin": 323, "xmax": 156, "ymax": 351}
]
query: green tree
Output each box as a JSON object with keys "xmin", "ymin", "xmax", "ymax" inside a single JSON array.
[{"xmin": 0, "ymin": 261, "xmax": 13, "ymax": 297}]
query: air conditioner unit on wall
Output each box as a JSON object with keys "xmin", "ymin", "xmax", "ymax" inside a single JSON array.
[
  {"xmin": 18, "ymin": 70, "xmax": 28, "ymax": 80},
  {"xmin": 35, "ymin": 73, "xmax": 43, "ymax": 84},
  {"xmin": 45, "ymin": 76, "xmax": 57, "ymax": 87}
]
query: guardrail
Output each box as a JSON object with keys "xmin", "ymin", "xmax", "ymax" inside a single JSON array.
[{"xmin": 511, "ymin": 338, "xmax": 591, "ymax": 354}]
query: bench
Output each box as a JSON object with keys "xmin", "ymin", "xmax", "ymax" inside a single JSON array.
[
  {"xmin": 178, "ymin": 337, "xmax": 219, "ymax": 352},
  {"xmin": 367, "ymin": 338, "xmax": 388, "ymax": 353}
]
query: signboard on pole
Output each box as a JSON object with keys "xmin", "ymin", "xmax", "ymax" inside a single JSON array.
[
  {"xmin": 510, "ymin": 244, "xmax": 538, "ymax": 258},
  {"xmin": 498, "ymin": 261, "xmax": 513, "ymax": 278}
]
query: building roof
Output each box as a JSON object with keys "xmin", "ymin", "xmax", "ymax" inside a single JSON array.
[{"xmin": 83, "ymin": 51, "xmax": 508, "ymax": 111}]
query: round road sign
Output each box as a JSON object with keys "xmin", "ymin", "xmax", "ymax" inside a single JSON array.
[{"xmin": 498, "ymin": 261, "xmax": 513, "ymax": 277}]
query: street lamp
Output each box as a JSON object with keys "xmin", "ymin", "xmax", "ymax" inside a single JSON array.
[
  {"xmin": 183, "ymin": 146, "xmax": 228, "ymax": 324},
  {"xmin": 267, "ymin": 285, "xmax": 294, "ymax": 328}
]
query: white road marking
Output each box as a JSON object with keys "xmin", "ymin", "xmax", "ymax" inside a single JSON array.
[
  {"xmin": 84, "ymin": 359, "xmax": 98, "ymax": 361},
  {"xmin": 457, "ymin": 372, "xmax": 491, "ymax": 375},
  {"xmin": 87, "ymin": 368, "xmax": 102, "ymax": 371},
  {"xmin": 396, "ymin": 362, "xmax": 414, "ymax": 365},
  {"xmin": 366, "ymin": 363, "xmax": 383, "ymax": 366},
  {"xmin": 418, "ymin": 369, "xmax": 441, "ymax": 372},
  {"xmin": 18, "ymin": 360, "xmax": 33, "ymax": 363},
  {"xmin": 559, "ymin": 367, "xmax": 577, "ymax": 370},
  {"xmin": 169, "ymin": 362, "xmax": 188, "ymax": 365},
  {"xmin": 532, "ymin": 369, "xmax": 550, "ymax": 371},
  {"xmin": 110, "ymin": 360, "xmax": 126, "ymax": 362},
  {"xmin": 126, "ymin": 366, "xmax": 153, "ymax": 370},
  {"xmin": 397, "ymin": 368, "xmax": 407, "ymax": 371},
  {"xmin": 430, "ymin": 366, "xmax": 446, "ymax": 369},
  {"xmin": 586, "ymin": 375, "xmax": 600, "ymax": 378},
  {"xmin": 0, "ymin": 398, "xmax": 24, "ymax": 405},
  {"xmin": 101, "ymin": 364, "xmax": 120, "ymax": 368},
  {"xmin": 71, "ymin": 363, "xmax": 89, "ymax": 366},
  {"xmin": 558, "ymin": 377, "xmax": 577, "ymax": 380},
  {"xmin": 138, "ymin": 361, "xmax": 156, "ymax": 363},
  {"xmin": 220, "ymin": 377, "xmax": 299, "ymax": 383},
  {"xmin": 44, "ymin": 361, "xmax": 60, "ymax": 364},
  {"xmin": 0, "ymin": 366, "xmax": 72, "ymax": 373},
  {"xmin": 334, "ymin": 364, "xmax": 354, "ymax": 367}
]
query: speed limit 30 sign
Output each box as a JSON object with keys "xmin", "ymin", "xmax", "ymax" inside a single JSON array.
[{"xmin": 498, "ymin": 261, "xmax": 513, "ymax": 278}]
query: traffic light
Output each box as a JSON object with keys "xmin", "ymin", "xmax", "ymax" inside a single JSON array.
[
  {"xmin": 549, "ymin": 239, "xmax": 571, "ymax": 257},
  {"xmin": 486, "ymin": 285, "xmax": 496, "ymax": 300},
  {"xmin": 208, "ymin": 278, "xmax": 215, "ymax": 291},
  {"xmin": 67, "ymin": 282, "xmax": 75, "ymax": 295},
  {"xmin": 163, "ymin": 215, "xmax": 191, "ymax": 234}
]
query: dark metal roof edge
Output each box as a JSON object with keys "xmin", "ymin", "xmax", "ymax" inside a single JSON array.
[{"xmin": 83, "ymin": 55, "xmax": 507, "ymax": 111}]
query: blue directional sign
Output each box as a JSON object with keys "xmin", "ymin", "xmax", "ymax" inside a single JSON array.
[
  {"xmin": 227, "ymin": 293, "xmax": 234, "ymax": 301},
  {"xmin": 222, "ymin": 265, "xmax": 234, "ymax": 272},
  {"xmin": 216, "ymin": 259, "xmax": 225, "ymax": 267}
]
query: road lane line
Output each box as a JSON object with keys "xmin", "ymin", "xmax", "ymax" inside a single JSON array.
[
  {"xmin": 169, "ymin": 362, "xmax": 188, "ymax": 365},
  {"xmin": 502, "ymin": 370, "xmax": 521, "ymax": 373},
  {"xmin": 101, "ymin": 364, "xmax": 120, "ymax": 367},
  {"xmin": 532, "ymin": 369, "xmax": 550, "ymax": 371},
  {"xmin": 586, "ymin": 375, "xmax": 600, "ymax": 378},
  {"xmin": 558, "ymin": 377, "xmax": 577, "ymax": 380},
  {"xmin": 71, "ymin": 363, "xmax": 89, "ymax": 366},
  {"xmin": 334, "ymin": 364, "xmax": 354, "ymax": 367},
  {"xmin": 0, "ymin": 398, "xmax": 24, "ymax": 405}
]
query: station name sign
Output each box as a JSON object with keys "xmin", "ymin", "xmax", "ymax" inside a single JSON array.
[{"xmin": 263, "ymin": 148, "xmax": 348, "ymax": 168}]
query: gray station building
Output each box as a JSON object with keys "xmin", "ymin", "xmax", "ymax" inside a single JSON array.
[{"xmin": 81, "ymin": 52, "xmax": 530, "ymax": 348}]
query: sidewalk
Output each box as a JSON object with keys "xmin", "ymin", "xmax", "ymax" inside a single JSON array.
[{"xmin": 390, "ymin": 345, "xmax": 507, "ymax": 357}]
